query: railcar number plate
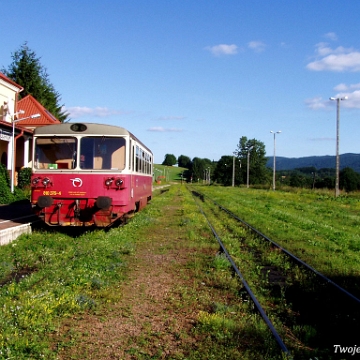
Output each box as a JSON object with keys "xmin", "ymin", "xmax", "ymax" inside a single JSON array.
[{"xmin": 43, "ymin": 190, "xmax": 62, "ymax": 196}]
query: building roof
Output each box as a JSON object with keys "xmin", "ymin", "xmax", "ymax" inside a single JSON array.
[
  {"xmin": 16, "ymin": 94, "xmax": 61, "ymax": 128},
  {"xmin": 0, "ymin": 119, "xmax": 33, "ymax": 135},
  {"xmin": 0, "ymin": 72, "xmax": 24, "ymax": 92}
]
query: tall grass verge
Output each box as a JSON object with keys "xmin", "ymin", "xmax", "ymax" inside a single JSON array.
[
  {"xmin": 0, "ymin": 205, "xmax": 159, "ymax": 359},
  {"xmin": 194, "ymin": 185, "xmax": 360, "ymax": 296}
]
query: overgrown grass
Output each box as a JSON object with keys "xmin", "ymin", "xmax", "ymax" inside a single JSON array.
[
  {"xmin": 0, "ymin": 185, "xmax": 306, "ymax": 359},
  {"xmin": 193, "ymin": 185, "xmax": 360, "ymax": 296},
  {"xmin": 190, "ymin": 185, "xmax": 360, "ymax": 358},
  {"xmin": 153, "ymin": 164, "xmax": 187, "ymax": 183},
  {"xmin": 0, "ymin": 207, "xmax": 159, "ymax": 359}
]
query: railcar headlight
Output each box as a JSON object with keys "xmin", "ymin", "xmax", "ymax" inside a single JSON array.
[
  {"xmin": 105, "ymin": 177, "xmax": 114, "ymax": 187},
  {"xmin": 115, "ymin": 178, "xmax": 123, "ymax": 187},
  {"xmin": 32, "ymin": 177, "xmax": 40, "ymax": 186},
  {"xmin": 42, "ymin": 177, "xmax": 51, "ymax": 187}
]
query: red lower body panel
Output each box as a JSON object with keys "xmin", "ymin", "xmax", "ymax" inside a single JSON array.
[{"xmin": 31, "ymin": 173, "xmax": 152, "ymax": 226}]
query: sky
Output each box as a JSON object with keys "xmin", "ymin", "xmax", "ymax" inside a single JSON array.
[{"xmin": 1, "ymin": 0, "xmax": 360, "ymax": 164}]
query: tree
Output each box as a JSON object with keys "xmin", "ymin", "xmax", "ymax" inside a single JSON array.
[
  {"xmin": 235, "ymin": 136, "xmax": 270, "ymax": 185},
  {"xmin": 289, "ymin": 173, "xmax": 309, "ymax": 188},
  {"xmin": 2, "ymin": 42, "xmax": 69, "ymax": 122},
  {"xmin": 340, "ymin": 167, "xmax": 360, "ymax": 192},
  {"xmin": 177, "ymin": 155, "xmax": 191, "ymax": 168},
  {"xmin": 162, "ymin": 154, "xmax": 177, "ymax": 166},
  {"xmin": 213, "ymin": 155, "xmax": 233, "ymax": 186},
  {"xmin": 186, "ymin": 157, "xmax": 214, "ymax": 183}
]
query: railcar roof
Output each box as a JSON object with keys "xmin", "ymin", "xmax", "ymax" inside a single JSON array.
[
  {"xmin": 34, "ymin": 123, "xmax": 130, "ymax": 136},
  {"xmin": 34, "ymin": 123, "xmax": 153, "ymax": 154}
]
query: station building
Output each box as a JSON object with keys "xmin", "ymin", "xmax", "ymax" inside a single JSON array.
[{"xmin": 0, "ymin": 72, "xmax": 60, "ymax": 186}]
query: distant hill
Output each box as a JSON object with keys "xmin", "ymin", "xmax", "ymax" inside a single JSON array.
[{"xmin": 266, "ymin": 153, "xmax": 360, "ymax": 173}]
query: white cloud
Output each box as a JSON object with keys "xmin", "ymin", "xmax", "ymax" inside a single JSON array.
[
  {"xmin": 324, "ymin": 32, "xmax": 338, "ymax": 41},
  {"xmin": 334, "ymin": 83, "xmax": 360, "ymax": 91},
  {"xmin": 157, "ymin": 116, "xmax": 186, "ymax": 121},
  {"xmin": 65, "ymin": 106, "xmax": 127, "ymax": 118},
  {"xmin": 205, "ymin": 44, "xmax": 238, "ymax": 56},
  {"xmin": 248, "ymin": 41, "xmax": 266, "ymax": 53},
  {"xmin": 350, "ymin": 83, "xmax": 360, "ymax": 89},
  {"xmin": 333, "ymin": 83, "xmax": 349, "ymax": 92},
  {"xmin": 342, "ymin": 90, "xmax": 360, "ymax": 108},
  {"xmin": 147, "ymin": 127, "xmax": 183, "ymax": 132},
  {"xmin": 306, "ymin": 89, "xmax": 360, "ymax": 110},
  {"xmin": 314, "ymin": 42, "xmax": 334, "ymax": 57},
  {"xmin": 204, "ymin": 41, "xmax": 266, "ymax": 56},
  {"xmin": 307, "ymin": 43, "xmax": 360, "ymax": 72},
  {"xmin": 305, "ymin": 96, "xmax": 327, "ymax": 110}
]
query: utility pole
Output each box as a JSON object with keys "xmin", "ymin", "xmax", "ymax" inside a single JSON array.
[
  {"xmin": 232, "ymin": 154, "xmax": 235, "ymax": 187},
  {"xmin": 330, "ymin": 96, "xmax": 347, "ymax": 197},
  {"xmin": 270, "ymin": 131, "xmax": 281, "ymax": 190},
  {"xmin": 246, "ymin": 146, "xmax": 253, "ymax": 188}
]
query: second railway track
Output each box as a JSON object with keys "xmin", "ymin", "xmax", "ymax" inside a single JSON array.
[{"xmin": 189, "ymin": 186, "xmax": 360, "ymax": 359}]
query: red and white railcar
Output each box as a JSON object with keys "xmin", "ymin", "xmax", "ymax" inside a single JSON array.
[{"xmin": 30, "ymin": 123, "xmax": 153, "ymax": 226}]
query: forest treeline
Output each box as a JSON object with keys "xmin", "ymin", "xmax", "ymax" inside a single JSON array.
[{"xmin": 162, "ymin": 142, "xmax": 360, "ymax": 193}]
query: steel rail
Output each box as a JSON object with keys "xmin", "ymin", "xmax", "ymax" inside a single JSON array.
[
  {"xmin": 198, "ymin": 190, "xmax": 360, "ymax": 306},
  {"xmin": 191, "ymin": 190, "xmax": 291, "ymax": 356}
]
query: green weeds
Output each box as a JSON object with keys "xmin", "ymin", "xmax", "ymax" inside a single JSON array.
[
  {"xmin": 195, "ymin": 185, "xmax": 360, "ymax": 295},
  {"xmin": 0, "ymin": 207, "xmax": 159, "ymax": 359},
  {"xmin": 188, "ymin": 185, "xmax": 360, "ymax": 358},
  {"xmin": 1, "ymin": 184, "xmax": 331, "ymax": 359}
]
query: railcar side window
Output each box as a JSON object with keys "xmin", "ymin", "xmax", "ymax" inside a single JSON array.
[
  {"xmin": 35, "ymin": 137, "xmax": 77, "ymax": 169},
  {"xmin": 135, "ymin": 146, "xmax": 140, "ymax": 172},
  {"xmin": 134, "ymin": 145, "xmax": 152, "ymax": 174},
  {"xmin": 80, "ymin": 137, "xmax": 126, "ymax": 170}
]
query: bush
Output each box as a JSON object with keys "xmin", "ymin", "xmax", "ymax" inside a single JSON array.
[
  {"xmin": 0, "ymin": 163, "xmax": 10, "ymax": 184},
  {"xmin": 18, "ymin": 167, "xmax": 32, "ymax": 189},
  {"xmin": 0, "ymin": 164, "xmax": 30, "ymax": 204},
  {"xmin": 0, "ymin": 164, "xmax": 13, "ymax": 204}
]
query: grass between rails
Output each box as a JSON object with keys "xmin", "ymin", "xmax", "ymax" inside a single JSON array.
[
  {"xmin": 56, "ymin": 185, "xmax": 283, "ymax": 359},
  {"xmin": 194, "ymin": 185, "xmax": 360, "ymax": 296},
  {"xmin": 0, "ymin": 184, "xmax": 288, "ymax": 359},
  {"xmin": 192, "ymin": 194, "xmax": 354, "ymax": 358}
]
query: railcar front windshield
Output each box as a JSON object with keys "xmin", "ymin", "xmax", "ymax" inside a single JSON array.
[
  {"xmin": 34, "ymin": 136, "xmax": 126, "ymax": 170},
  {"xmin": 35, "ymin": 137, "xmax": 78, "ymax": 170},
  {"xmin": 80, "ymin": 136, "xmax": 126, "ymax": 170}
]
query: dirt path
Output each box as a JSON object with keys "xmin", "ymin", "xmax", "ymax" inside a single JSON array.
[{"xmin": 57, "ymin": 191, "xmax": 207, "ymax": 359}]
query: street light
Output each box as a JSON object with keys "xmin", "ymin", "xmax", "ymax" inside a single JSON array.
[
  {"xmin": 11, "ymin": 113, "xmax": 41, "ymax": 192},
  {"xmin": 270, "ymin": 130, "xmax": 281, "ymax": 190},
  {"xmin": 330, "ymin": 96, "xmax": 347, "ymax": 197},
  {"xmin": 246, "ymin": 146, "xmax": 253, "ymax": 188}
]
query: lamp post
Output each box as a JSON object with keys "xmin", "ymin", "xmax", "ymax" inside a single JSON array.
[
  {"xmin": 246, "ymin": 146, "xmax": 253, "ymax": 188},
  {"xmin": 270, "ymin": 130, "xmax": 281, "ymax": 190},
  {"xmin": 11, "ymin": 113, "xmax": 41, "ymax": 192},
  {"xmin": 330, "ymin": 96, "xmax": 347, "ymax": 197}
]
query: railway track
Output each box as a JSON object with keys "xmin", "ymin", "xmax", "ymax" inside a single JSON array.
[{"xmin": 189, "ymin": 186, "xmax": 360, "ymax": 359}]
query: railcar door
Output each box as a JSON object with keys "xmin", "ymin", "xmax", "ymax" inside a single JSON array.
[{"xmin": 130, "ymin": 140, "xmax": 135, "ymax": 209}]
